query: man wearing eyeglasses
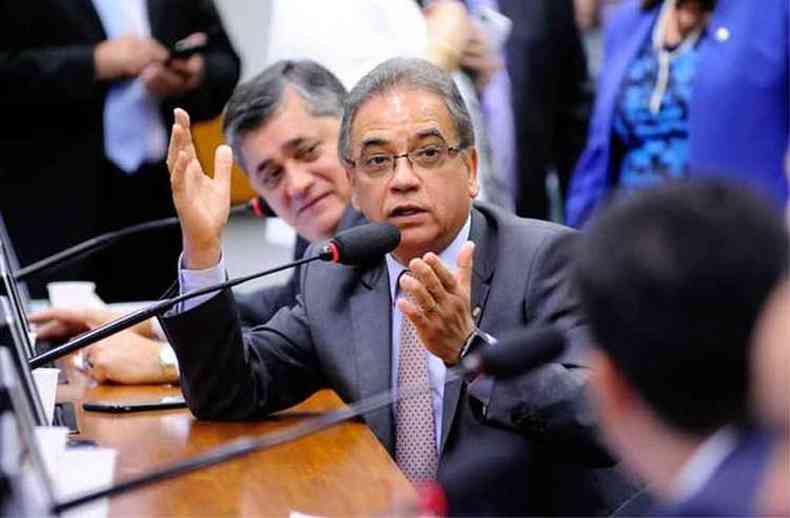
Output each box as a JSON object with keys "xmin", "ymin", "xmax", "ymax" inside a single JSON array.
[{"xmin": 162, "ymin": 57, "xmax": 634, "ymax": 514}]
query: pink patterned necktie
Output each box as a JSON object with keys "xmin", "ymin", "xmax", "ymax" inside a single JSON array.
[{"xmin": 395, "ymin": 292, "xmax": 439, "ymax": 483}]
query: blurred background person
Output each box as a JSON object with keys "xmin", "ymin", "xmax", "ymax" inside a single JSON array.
[
  {"xmin": 0, "ymin": 0, "xmax": 240, "ymax": 301},
  {"xmin": 492, "ymin": 0, "xmax": 591, "ymax": 221},
  {"xmin": 566, "ymin": 0, "xmax": 789, "ymax": 228},
  {"xmin": 577, "ymin": 181, "xmax": 788, "ymax": 516}
]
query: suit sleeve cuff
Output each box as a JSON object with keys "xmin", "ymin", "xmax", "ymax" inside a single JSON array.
[{"xmin": 170, "ymin": 251, "xmax": 227, "ymax": 314}]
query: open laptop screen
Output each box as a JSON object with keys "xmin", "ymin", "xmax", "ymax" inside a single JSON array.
[
  {"xmin": 0, "ymin": 296, "xmax": 47, "ymax": 427},
  {"xmin": 0, "ymin": 213, "xmax": 31, "ymax": 311},
  {"xmin": 0, "ymin": 346, "xmax": 56, "ymax": 516},
  {"xmin": 0, "ymin": 241, "xmax": 34, "ymax": 358}
]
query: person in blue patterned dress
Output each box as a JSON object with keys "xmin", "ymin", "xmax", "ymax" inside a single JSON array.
[{"xmin": 566, "ymin": 0, "xmax": 789, "ymax": 227}]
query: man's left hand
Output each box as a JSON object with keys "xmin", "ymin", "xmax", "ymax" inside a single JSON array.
[{"xmin": 398, "ymin": 241, "xmax": 476, "ymax": 365}]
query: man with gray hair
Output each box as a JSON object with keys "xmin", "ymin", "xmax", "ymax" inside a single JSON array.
[{"xmin": 162, "ymin": 57, "xmax": 629, "ymax": 514}]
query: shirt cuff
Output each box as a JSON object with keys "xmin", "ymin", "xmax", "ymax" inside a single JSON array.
[
  {"xmin": 174, "ymin": 252, "xmax": 227, "ymax": 314},
  {"xmin": 467, "ymin": 375, "xmax": 495, "ymax": 418}
]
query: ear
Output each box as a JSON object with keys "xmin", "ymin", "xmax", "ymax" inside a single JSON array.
[
  {"xmin": 462, "ymin": 146, "xmax": 479, "ymax": 198},
  {"xmin": 345, "ymin": 166, "xmax": 361, "ymax": 210}
]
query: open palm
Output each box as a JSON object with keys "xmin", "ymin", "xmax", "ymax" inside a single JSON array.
[{"xmin": 167, "ymin": 108, "xmax": 232, "ymax": 268}]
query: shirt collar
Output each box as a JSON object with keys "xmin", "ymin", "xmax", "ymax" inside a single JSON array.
[
  {"xmin": 670, "ymin": 425, "xmax": 739, "ymax": 502},
  {"xmin": 385, "ymin": 214, "xmax": 472, "ymax": 303}
]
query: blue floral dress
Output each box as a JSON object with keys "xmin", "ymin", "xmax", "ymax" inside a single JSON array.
[{"xmin": 612, "ymin": 29, "xmax": 703, "ymax": 192}]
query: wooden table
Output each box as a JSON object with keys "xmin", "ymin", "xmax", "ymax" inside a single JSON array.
[{"xmin": 57, "ymin": 377, "xmax": 415, "ymax": 517}]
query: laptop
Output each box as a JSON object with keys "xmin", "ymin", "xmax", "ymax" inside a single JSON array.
[{"xmin": 0, "ymin": 345, "xmax": 57, "ymax": 516}]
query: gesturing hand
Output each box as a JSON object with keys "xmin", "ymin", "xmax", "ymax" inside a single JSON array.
[
  {"xmin": 166, "ymin": 108, "xmax": 232, "ymax": 269},
  {"xmin": 398, "ymin": 241, "xmax": 476, "ymax": 365}
]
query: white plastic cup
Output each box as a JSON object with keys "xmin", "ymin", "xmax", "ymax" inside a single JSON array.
[{"xmin": 46, "ymin": 281, "xmax": 104, "ymax": 308}]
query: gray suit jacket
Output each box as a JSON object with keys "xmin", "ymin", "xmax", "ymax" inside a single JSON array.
[
  {"xmin": 161, "ymin": 202, "xmax": 633, "ymax": 514},
  {"xmin": 233, "ymin": 207, "xmax": 366, "ymax": 327}
]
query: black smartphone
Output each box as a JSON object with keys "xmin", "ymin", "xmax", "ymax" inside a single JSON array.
[
  {"xmin": 169, "ymin": 39, "xmax": 208, "ymax": 60},
  {"xmin": 82, "ymin": 395, "xmax": 187, "ymax": 413}
]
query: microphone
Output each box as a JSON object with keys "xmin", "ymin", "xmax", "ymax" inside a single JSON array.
[
  {"xmin": 13, "ymin": 199, "xmax": 262, "ymax": 282},
  {"xmin": 320, "ymin": 221, "xmax": 400, "ymax": 265},
  {"xmin": 46, "ymin": 323, "xmax": 559, "ymax": 514},
  {"xmin": 459, "ymin": 326, "xmax": 565, "ymax": 379},
  {"xmin": 248, "ymin": 196, "xmax": 276, "ymax": 218},
  {"xmin": 28, "ymin": 223, "xmax": 400, "ymax": 368}
]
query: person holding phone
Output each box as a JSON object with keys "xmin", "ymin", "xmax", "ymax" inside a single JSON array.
[{"xmin": 0, "ymin": 0, "xmax": 240, "ymax": 302}]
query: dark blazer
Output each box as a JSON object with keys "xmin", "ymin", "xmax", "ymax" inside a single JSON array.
[
  {"xmin": 0, "ymin": 0, "xmax": 240, "ymax": 295},
  {"xmin": 566, "ymin": 0, "xmax": 789, "ymax": 227},
  {"xmin": 497, "ymin": 0, "xmax": 591, "ymax": 219},
  {"xmin": 162, "ymin": 202, "xmax": 637, "ymax": 514}
]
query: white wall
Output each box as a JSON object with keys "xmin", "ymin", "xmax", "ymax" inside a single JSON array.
[{"xmin": 214, "ymin": 0, "xmax": 272, "ymax": 81}]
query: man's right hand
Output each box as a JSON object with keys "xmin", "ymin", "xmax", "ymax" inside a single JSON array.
[
  {"xmin": 84, "ymin": 333, "xmax": 178, "ymax": 385},
  {"xmin": 94, "ymin": 34, "xmax": 169, "ymax": 81},
  {"xmin": 166, "ymin": 108, "xmax": 232, "ymax": 270}
]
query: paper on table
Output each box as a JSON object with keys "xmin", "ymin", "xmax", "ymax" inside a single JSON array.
[
  {"xmin": 55, "ymin": 447, "xmax": 117, "ymax": 518},
  {"xmin": 33, "ymin": 425, "xmax": 69, "ymax": 477}
]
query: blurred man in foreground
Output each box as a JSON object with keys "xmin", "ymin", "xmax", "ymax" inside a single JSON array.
[
  {"xmin": 576, "ymin": 181, "xmax": 788, "ymax": 516},
  {"xmin": 750, "ymin": 281, "xmax": 790, "ymax": 516}
]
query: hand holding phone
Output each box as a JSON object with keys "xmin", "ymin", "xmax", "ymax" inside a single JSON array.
[{"xmin": 169, "ymin": 32, "xmax": 208, "ymax": 61}]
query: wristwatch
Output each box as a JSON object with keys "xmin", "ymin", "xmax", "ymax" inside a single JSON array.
[
  {"xmin": 159, "ymin": 344, "xmax": 179, "ymax": 380},
  {"xmin": 459, "ymin": 327, "xmax": 497, "ymax": 361}
]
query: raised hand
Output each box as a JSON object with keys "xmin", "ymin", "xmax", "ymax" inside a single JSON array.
[
  {"xmin": 167, "ymin": 108, "xmax": 232, "ymax": 269},
  {"xmin": 398, "ymin": 241, "xmax": 476, "ymax": 364}
]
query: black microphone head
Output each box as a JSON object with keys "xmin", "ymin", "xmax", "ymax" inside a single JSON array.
[
  {"xmin": 474, "ymin": 326, "xmax": 565, "ymax": 379},
  {"xmin": 323, "ymin": 223, "xmax": 401, "ymax": 266}
]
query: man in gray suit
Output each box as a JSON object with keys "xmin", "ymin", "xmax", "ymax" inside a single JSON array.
[{"xmin": 163, "ymin": 57, "xmax": 627, "ymax": 514}]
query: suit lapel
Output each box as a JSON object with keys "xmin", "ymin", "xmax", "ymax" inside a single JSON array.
[
  {"xmin": 350, "ymin": 262, "xmax": 395, "ymax": 453},
  {"xmin": 440, "ymin": 207, "xmax": 495, "ymax": 452},
  {"xmin": 65, "ymin": 0, "xmax": 107, "ymax": 41},
  {"xmin": 146, "ymin": 0, "xmax": 168, "ymax": 42}
]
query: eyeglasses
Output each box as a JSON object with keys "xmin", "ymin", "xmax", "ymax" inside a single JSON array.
[{"xmin": 347, "ymin": 142, "xmax": 465, "ymax": 179}]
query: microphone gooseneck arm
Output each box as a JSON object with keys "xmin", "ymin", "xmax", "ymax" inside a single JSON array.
[
  {"xmin": 14, "ymin": 203, "xmax": 253, "ymax": 282},
  {"xmin": 13, "ymin": 217, "xmax": 179, "ymax": 282},
  {"xmin": 28, "ymin": 253, "xmax": 327, "ymax": 369},
  {"xmin": 28, "ymin": 222, "xmax": 400, "ymax": 369}
]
